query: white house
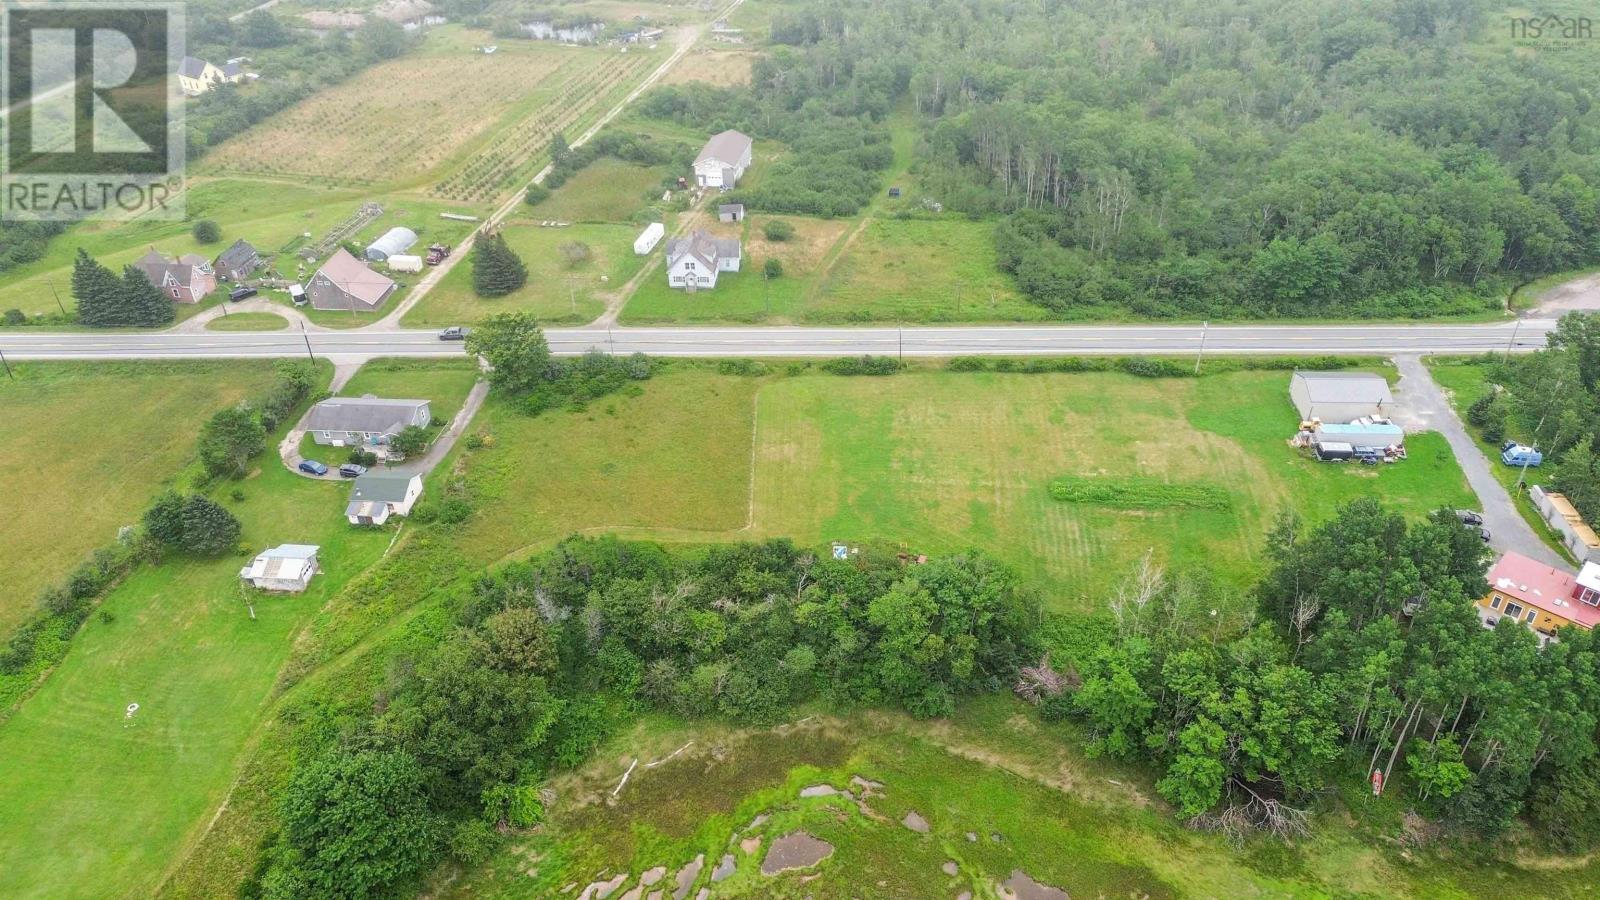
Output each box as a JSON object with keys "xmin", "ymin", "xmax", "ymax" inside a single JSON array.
[
  {"xmin": 178, "ymin": 56, "xmax": 246, "ymax": 96},
  {"xmin": 693, "ymin": 130, "xmax": 753, "ymax": 189},
  {"xmin": 345, "ymin": 473, "xmax": 424, "ymax": 525},
  {"xmin": 634, "ymin": 222, "xmax": 665, "ymax": 255},
  {"xmin": 239, "ymin": 544, "xmax": 321, "ymax": 592},
  {"xmin": 666, "ymin": 230, "xmax": 741, "ymax": 291}
]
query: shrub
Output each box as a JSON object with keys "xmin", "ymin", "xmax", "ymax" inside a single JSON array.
[
  {"xmin": 716, "ymin": 359, "xmax": 767, "ymax": 376},
  {"xmin": 763, "ymin": 258, "xmax": 783, "ymax": 279},
  {"xmin": 191, "ymin": 219, "xmax": 222, "ymax": 243},
  {"xmin": 1048, "ymin": 476, "xmax": 1231, "ymax": 510},
  {"xmin": 763, "ymin": 219, "xmax": 795, "ymax": 241},
  {"xmin": 822, "ymin": 355, "xmax": 900, "ymax": 376},
  {"xmin": 348, "ymin": 448, "xmax": 379, "ymax": 467},
  {"xmin": 1118, "ymin": 357, "xmax": 1189, "ymax": 378},
  {"xmin": 2, "ymin": 309, "xmax": 25, "ymax": 326},
  {"xmin": 523, "ymin": 184, "xmax": 550, "ymax": 206}
]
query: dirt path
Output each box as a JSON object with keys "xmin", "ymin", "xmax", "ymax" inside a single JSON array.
[
  {"xmin": 592, "ymin": 195, "xmax": 713, "ymax": 325},
  {"xmin": 1528, "ymin": 272, "xmax": 1600, "ymax": 317}
]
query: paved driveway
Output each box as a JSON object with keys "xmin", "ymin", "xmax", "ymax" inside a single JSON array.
[{"xmin": 1392, "ymin": 355, "xmax": 1564, "ymax": 567}]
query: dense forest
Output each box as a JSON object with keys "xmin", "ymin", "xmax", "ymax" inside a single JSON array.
[{"xmin": 717, "ymin": 0, "xmax": 1600, "ymax": 318}]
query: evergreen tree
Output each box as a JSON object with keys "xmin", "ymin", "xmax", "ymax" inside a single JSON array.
[
  {"xmin": 142, "ymin": 491, "xmax": 187, "ymax": 546},
  {"xmin": 71, "ymin": 249, "xmax": 121, "ymax": 327},
  {"xmin": 471, "ymin": 232, "xmax": 528, "ymax": 298},
  {"xmin": 180, "ymin": 494, "xmax": 242, "ymax": 556},
  {"xmin": 120, "ymin": 265, "xmax": 175, "ymax": 327}
]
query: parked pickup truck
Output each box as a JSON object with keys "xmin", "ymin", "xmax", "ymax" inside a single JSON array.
[{"xmin": 438, "ymin": 326, "xmax": 469, "ymax": 341}]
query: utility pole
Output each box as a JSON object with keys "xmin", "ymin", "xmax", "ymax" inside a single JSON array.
[
  {"xmin": 1504, "ymin": 319, "xmax": 1522, "ymax": 363},
  {"xmin": 1194, "ymin": 320, "xmax": 1209, "ymax": 375},
  {"xmin": 49, "ymin": 282, "xmax": 66, "ymax": 317},
  {"xmin": 300, "ymin": 322, "xmax": 315, "ymax": 365},
  {"xmin": 898, "ymin": 324, "xmax": 904, "ymax": 364},
  {"xmin": 1517, "ymin": 376, "xmax": 1563, "ymax": 490},
  {"xmin": 569, "ymin": 278, "xmax": 576, "ymax": 316},
  {"xmin": 0, "ymin": 346, "xmax": 12, "ymax": 380},
  {"xmin": 607, "ymin": 326, "xmax": 615, "ymax": 356}
]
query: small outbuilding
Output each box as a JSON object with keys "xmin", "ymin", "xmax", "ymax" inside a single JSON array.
[
  {"xmin": 239, "ymin": 544, "xmax": 321, "ymax": 592},
  {"xmin": 387, "ymin": 254, "xmax": 424, "ymax": 273},
  {"xmin": 634, "ymin": 222, "xmax": 664, "ymax": 255},
  {"xmin": 1290, "ymin": 371, "xmax": 1394, "ymax": 423},
  {"xmin": 718, "ymin": 203, "xmax": 744, "ymax": 223},
  {"xmin": 364, "ymin": 226, "xmax": 419, "ymax": 262},
  {"xmin": 346, "ymin": 472, "xmax": 424, "ymax": 525}
]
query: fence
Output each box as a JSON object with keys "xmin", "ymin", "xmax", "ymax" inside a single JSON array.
[{"xmin": 1529, "ymin": 486, "xmax": 1600, "ymax": 564}]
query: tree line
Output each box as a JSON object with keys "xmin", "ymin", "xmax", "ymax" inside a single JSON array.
[
  {"xmin": 741, "ymin": 0, "xmax": 1600, "ymax": 318},
  {"xmin": 1465, "ymin": 312, "xmax": 1600, "ymax": 524},
  {"xmin": 1054, "ymin": 499, "xmax": 1600, "ymax": 844},
  {"xmin": 251, "ymin": 537, "xmax": 1041, "ymax": 897}
]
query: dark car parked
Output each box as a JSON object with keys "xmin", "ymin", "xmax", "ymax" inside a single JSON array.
[
  {"xmin": 338, "ymin": 463, "xmax": 367, "ymax": 478},
  {"xmin": 228, "ymin": 286, "xmax": 257, "ymax": 301},
  {"xmin": 1456, "ymin": 510, "xmax": 1485, "ymax": 527},
  {"xmin": 297, "ymin": 459, "xmax": 329, "ymax": 476}
]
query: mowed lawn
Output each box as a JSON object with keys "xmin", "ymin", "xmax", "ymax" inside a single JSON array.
[
  {"xmin": 0, "ymin": 459, "xmax": 392, "ymax": 899},
  {"xmin": 452, "ymin": 368, "xmax": 1477, "ymax": 613},
  {"xmin": 0, "ymin": 362, "xmax": 278, "ymax": 634},
  {"xmin": 404, "ymin": 220, "xmax": 646, "ymax": 327}
]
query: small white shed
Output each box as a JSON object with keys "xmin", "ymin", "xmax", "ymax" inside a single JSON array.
[
  {"xmin": 239, "ymin": 544, "xmax": 321, "ymax": 593},
  {"xmin": 387, "ymin": 254, "xmax": 424, "ymax": 273},
  {"xmin": 634, "ymin": 222, "xmax": 665, "ymax": 255}
]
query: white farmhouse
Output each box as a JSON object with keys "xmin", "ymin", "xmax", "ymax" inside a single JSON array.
[
  {"xmin": 665, "ymin": 230, "xmax": 741, "ymax": 291},
  {"xmin": 345, "ymin": 473, "xmax": 424, "ymax": 526},
  {"xmin": 239, "ymin": 544, "xmax": 321, "ymax": 593},
  {"xmin": 692, "ymin": 130, "xmax": 753, "ymax": 189}
]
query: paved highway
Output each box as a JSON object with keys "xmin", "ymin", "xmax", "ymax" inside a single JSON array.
[{"xmin": 0, "ymin": 320, "xmax": 1555, "ymax": 361}]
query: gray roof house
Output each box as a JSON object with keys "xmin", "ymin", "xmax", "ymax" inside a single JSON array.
[
  {"xmin": 214, "ymin": 238, "xmax": 262, "ymax": 281},
  {"xmin": 305, "ymin": 397, "xmax": 431, "ymax": 447},
  {"xmin": 306, "ymin": 248, "xmax": 398, "ymax": 311},
  {"xmin": 346, "ymin": 472, "xmax": 424, "ymax": 525},
  {"xmin": 692, "ymin": 130, "xmax": 753, "ymax": 189},
  {"xmin": 365, "ymin": 226, "xmax": 419, "ymax": 262},
  {"xmin": 665, "ymin": 230, "xmax": 741, "ymax": 291},
  {"xmin": 1290, "ymin": 371, "xmax": 1395, "ymax": 423}
]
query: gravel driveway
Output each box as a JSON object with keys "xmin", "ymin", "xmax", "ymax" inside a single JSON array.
[{"xmin": 1392, "ymin": 355, "xmax": 1564, "ymax": 567}]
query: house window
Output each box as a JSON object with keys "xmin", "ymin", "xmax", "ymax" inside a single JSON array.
[
  {"xmin": 171, "ymin": 288, "xmax": 180, "ymax": 298},
  {"xmin": 1504, "ymin": 601, "xmax": 1524, "ymax": 618},
  {"xmin": 1490, "ymin": 596, "xmax": 1502, "ymax": 609},
  {"xmin": 1525, "ymin": 609, "xmax": 1538, "ymax": 623},
  {"xmin": 1582, "ymin": 588, "xmax": 1600, "ymax": 607}
]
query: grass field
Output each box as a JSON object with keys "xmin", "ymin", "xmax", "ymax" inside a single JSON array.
[
  {"xmin": 0, "ymin": 362, "xmax": 279, "ymax": 635},
  {"xmin": 441, "ymin": 694, "xmax": 1600, "ymax": 899},
  {"xmin": 0, "ymin": 357, "xmax": 487, "ymax": 898},
  {"xmin": 201, "ymin": 34, "xmax": 576, "ymax": 189},
  {"xmin": 404, "ymin": 220, "xmax": 647, "ymax": 327},
  {"xmin": 454, "ymin": 367, "xmax": 1476, "ymax": 614},
  {"xmin": 205, "ymin": 311, "xmax": 288, "ymax": 331},
  {"xmin": 622, "ymin": 215, "xmax": 853, "ymax": 323},
  {"xmin": 528, "ymin": 158, "xmax": 670, "ymax": 224},
  {"xmin": 661, "ymin": 48, "xmax": 757, "ymax": 87},
  {"xmin": 0, "ymin": 416, "xmax": 394, "ymax": 899}
]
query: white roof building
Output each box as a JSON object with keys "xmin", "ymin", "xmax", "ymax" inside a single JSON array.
[
  {"xmin": 693, "ymin": 130, "xmax": 753, "ymax": 189},
  {"xmin": 1289, "ymin": 371, "xmax": 1395, "ymax": 423},
  {"xmin": 239, "ymin": 544, "xmax": 321, "ymax": 593}
]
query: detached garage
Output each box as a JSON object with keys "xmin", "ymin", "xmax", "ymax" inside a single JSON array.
[{"xmin": 1290, "ymin": 371, "xmax": 1394, "ymax": 423}]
